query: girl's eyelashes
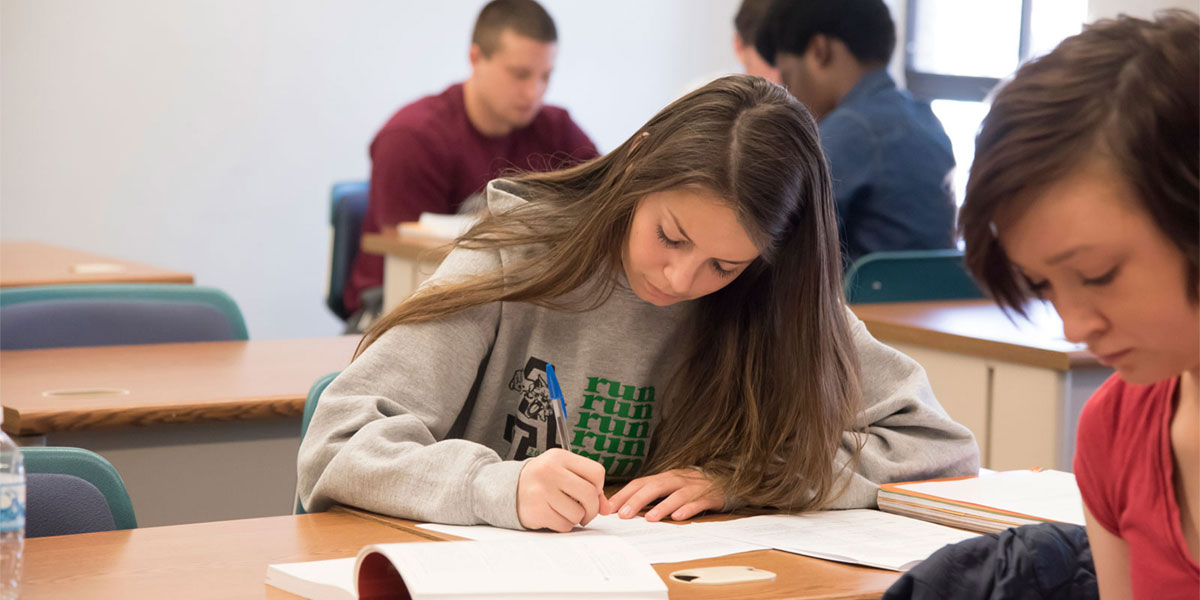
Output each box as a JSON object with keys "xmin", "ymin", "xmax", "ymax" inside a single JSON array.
[
  {"xmin": 1082, "ymin": 265, "xmax": 1120, "ymax": 286},
  {"xmin": 711, "ymin": 261, "xmax": 737, "ymax": 278},
  {"xmin": 655, "ymin": 225, "xmax": 684, "ymax": 248},
  {"xmin": 656, "ymin": 223, "xmax": 740, "ymax": 278},
  {"xmin": 1025, "ymin": 276, "xmax": 1051, "ymax": 297}
]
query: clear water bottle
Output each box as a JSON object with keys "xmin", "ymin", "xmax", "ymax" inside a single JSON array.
[{"xmin": 0, "ymin": 410, "xmax": 24, "ymax": 600}]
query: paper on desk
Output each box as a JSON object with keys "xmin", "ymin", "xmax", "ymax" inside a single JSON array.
[
  {"xmin": 419, "ymin": 514, "xmax": 765, "ymax": 564},
  {"xmin": 689, "ymin": 509, "xmax": 979, "ymax": 571},
  {"xmin": 899, "ymin": 469, "xmax": 1085, "ymax": 525}
]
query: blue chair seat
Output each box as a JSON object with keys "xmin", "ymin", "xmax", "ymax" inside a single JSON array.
[{"xmin": 27, "ymin": 473, "xmax": 117, "ymax": 537}]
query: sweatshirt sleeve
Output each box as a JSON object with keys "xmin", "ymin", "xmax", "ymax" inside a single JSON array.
[
  {"xmin": 296, "ymin": 246, "xmax": 526, "ymax": 529},
  {"xmin": 826, "ymin": 310, "xmax": 981, "ymax": 509}
]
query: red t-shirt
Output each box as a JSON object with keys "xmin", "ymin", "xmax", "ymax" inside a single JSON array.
[
  {"xmin": 345, "ymin": 83, "xmax": 598, "ymax": 313},
  {"xmin": 1074, "ymin": 373, "xmax": 1200, "ymax": 598}
]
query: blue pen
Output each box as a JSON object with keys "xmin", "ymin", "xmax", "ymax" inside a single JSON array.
[{"xmin": 545, "ymin": 364, "xmax": 573, "ymax": 452}]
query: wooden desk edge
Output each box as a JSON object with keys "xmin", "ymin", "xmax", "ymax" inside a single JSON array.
[
  {"xmin": 361, "ymin": 232, "xmax": 453, "ymax": 262},
  {"xmin": 3, "ymin": 395, "xmax": 304, "ymax": 436},
  {"xmin": 859, "ymin": 319, "xmax": 1077, "ymax": 371}
]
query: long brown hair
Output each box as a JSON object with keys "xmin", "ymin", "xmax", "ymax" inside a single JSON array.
[
  {"xmin": 960, "ymin": 11, "xmax": 1199, "ymax": 313},
  {"xmin": 360, "ymin": 75, "xmax": 861, "ymax": 510}
]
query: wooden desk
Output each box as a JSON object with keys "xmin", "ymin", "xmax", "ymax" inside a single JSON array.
[
  {"xmin": 360, "ymin": 230, "xmax": 452, "ymax": 310},
  {"xmin": 851, "ymin": 300, "xmax": 1112, "ymax": 471},
  {"xmin": 1, "ymin": 241, "xmax": 194, "ymax": 287},
  {"xmin": 334, "ymin": 506, "xmax": 902, "ymax": 599},
  {"xmin": 1, "ymin": 336, "xmax": 360, "ymax": 527},
  {"xmin": 22, "ymin": 512, "xmax": 430, "ymax": 600}
]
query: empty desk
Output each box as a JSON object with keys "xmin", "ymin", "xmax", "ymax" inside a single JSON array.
[
  {"xmin": 851, "ymin": 300, "xmax": 1111, "ymax": 471},
  {"xmin": 1, "ymin": 336, "xmax": 360, "ymax": 526},
  {"xmin": 1, "ymin": 241, "xmax": 194, "ymax": 287}
]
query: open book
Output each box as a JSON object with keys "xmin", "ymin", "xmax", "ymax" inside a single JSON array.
[
  {"xmin": 265, "ymin": 536, "xmax": 668, "ymax": 600},
  {"xmin": 877, "ymin": 469, "xmax": 1085, "ymax": 534},
  {"xmin": 397, "ymin": 213, "xmax": 479, "ymax": 241}
]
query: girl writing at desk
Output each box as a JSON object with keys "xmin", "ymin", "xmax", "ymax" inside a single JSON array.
[
  {"xmin": 299, "ymin": 75, "xmax": 978, "ymax": 532},
  {"xmin": 959, "ymin": 12, "xmax": 1199, "ymax": 598}
]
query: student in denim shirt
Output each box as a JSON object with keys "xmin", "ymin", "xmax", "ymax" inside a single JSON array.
[{"xmin": 757, "ymin": 0, "xmax": 956, "ymax": 265}]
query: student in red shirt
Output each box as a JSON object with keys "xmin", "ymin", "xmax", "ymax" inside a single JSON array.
[
  {"xmin": 345, "ymin": 0, "xmax": 598, "ymax": 323},
  {"xmin": 959, "ymin": 12, "xmax": 1199, "ymax": 599}
]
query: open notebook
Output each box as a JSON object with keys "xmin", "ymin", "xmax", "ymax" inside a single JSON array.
[
  {"xmin": 877, "ymin": 469, "xmax": 1085, "ymax": 534},
  {"xmin": 265, "ymin": 536, "xmax": 667, "ymax": 600}
]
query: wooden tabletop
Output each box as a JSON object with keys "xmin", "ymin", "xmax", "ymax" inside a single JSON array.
[
  {"xmin": 0, "ymin": 241, "xmax": 194, "ymax": 288},
  {"xmin": 851, "ymin": 299, "xmax": 1099, "ymax": 371},
  {"xmin": 22, "ymin": 511, "xmax": 431, "ymax": 600},
  {"xmin": 361, "ymin": 230, "xmax": 453, "ymax": 262},
  {"xmin": 0, "ymin": 336, "xmax": 360, "ymax": 435},
  {"xmin": 333, "ymin": 506, "xmax": 902, "ymax": 600}
]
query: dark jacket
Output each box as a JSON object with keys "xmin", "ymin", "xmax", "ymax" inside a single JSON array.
[{"xmin": 883, "ymin": 523, "xmax": 1098, "ymax": 600}]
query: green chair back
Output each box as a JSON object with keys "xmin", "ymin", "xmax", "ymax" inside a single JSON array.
[
  {"xmin": 23, "ymin": 446, "xmax": 137, "ymax": 530},
  {"xmin": 296, "ymin": 371, "xmax": 340, "ymax": 514},
  {"xmin": 844, "ymin": 249, "xmax": 984, "ymax": 304}
]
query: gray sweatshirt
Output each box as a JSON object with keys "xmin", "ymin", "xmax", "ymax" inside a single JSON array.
[{"xmin": 297, "ymin": 181, "xmax": 980, "ymax": 529}]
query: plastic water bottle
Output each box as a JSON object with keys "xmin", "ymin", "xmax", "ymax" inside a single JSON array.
[{"xmin": 0, "ymin": 410, "xmax": 24, "ymax": 600}]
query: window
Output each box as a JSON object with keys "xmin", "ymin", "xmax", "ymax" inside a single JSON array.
[{"xmin": 905, "ymin": 0, "xmax": 1088, "ymax": 204}]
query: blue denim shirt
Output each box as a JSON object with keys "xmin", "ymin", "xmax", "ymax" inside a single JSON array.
[{"xmin": 819, "ymin": 69, "xmax": 956, "ymax": 265}]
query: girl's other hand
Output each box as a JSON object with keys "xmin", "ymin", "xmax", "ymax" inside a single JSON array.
[
  {"xmin": 516, "ymin": 448, "xmax": 611, "ymax": 532},
  {"xmin": 608, "ymin": 468, "xmax": 724, "ymax": 522}
]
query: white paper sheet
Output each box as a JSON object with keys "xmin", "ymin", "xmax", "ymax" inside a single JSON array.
[
  {"xmin": 418, "ymin": 514, "xmax": 765, "ymax": 564},
  {"xmin": 689, "ymin": 509, "xmax": 979, "ymax": 571}
]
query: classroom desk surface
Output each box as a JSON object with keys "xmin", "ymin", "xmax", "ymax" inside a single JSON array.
[
  {"xmin": 22, "ymin": 512, "xmax": 431, "ymax": 600},
  {"xmin": 0, "ymin": 241, "xmax": 194, "ymax": 288},
  {"xmin": 361, "ymin": 230, "xmax": 453, "ymax": 262},
  {"xmin": 333, "ymin": 505, "xmax": 903, "ymax": 600},
  {"xmin": 850, "ymin": 299, "xmax": 1098, "ymax": 371},
  {"xmin": 0, "ymin": 336, "xmax": 360, "ymax": 436}
]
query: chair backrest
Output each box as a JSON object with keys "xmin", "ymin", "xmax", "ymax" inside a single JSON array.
[
  {"xmin": 0, "ymin": 283, "xmax": 248, "ymax": 350},
  {"xmin": 326, "ymin": 181, "xmax": 370, "ymax": 320},
  {"xmin": 295, "ymin": 371, "xmax": 340, "ymax": 515},
  {"xmin": 844, "ymin": 249, "xmax": 985, "ymax": 304},
  {"xmin": 27, "ymin": 472, "xmax": 117, "ymax": 537},
  {"xmin": 23, "ymin": 446, "xmax": 137, "ymax": 530}
]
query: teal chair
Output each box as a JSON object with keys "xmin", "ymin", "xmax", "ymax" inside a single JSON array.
[
  {"xmin": 295, "ymin": 371, "xmax": 341, "ymax": 514},
  {"xmin": 0, "ymin": 283, "xmax": 248, "ymax": 349},
  {"xmin": 844, "ymin": 249, "xmax": 984, "ymax": 304},
  {"xmin": 23, "ymin": 446, "xmax": 137, "ymax": 531}
]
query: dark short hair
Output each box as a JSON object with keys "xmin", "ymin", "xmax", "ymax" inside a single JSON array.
[
  {"xmin": 960, "ymin": 10, "xmax": 1199, "ymax": 314},
  {"xmin": 734, "ymin": 0, "xmax": 774, "ymax": 44},
  {"xmin": 471, "ymin": 0, "xmax": 557, "ymax": 57},
  {"xmin": 755, "ymin": 0, "xmax": 895, "ymax": 66}
]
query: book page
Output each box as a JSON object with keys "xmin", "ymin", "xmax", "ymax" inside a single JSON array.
[
  {"xmin": 266, "ymin": 557, "xmax": 356, "ymax": 600},
  {"xmin": 418, "ymin": 514, "xmax": 764, "ymax": 563},
  {"xmin": 897, "ymin": 470, "xmax": 1084, "ymax": 525},
  {"xmin": 362, "ymin": 536, "xmax": 667, "ymax": 598},
  {"xmin": 689, "ymin": 509, "xmax": 978, "ymax": 571}
]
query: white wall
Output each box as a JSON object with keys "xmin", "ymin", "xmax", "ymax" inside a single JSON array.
[{"xmin": 1, "ymin": 0, "xmax": 742, "ymax": 339}]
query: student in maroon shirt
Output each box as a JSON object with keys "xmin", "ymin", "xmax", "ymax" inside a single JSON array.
[{"xmin": 345, "ymin": 0, "xmax": 597, "ymax": 322}]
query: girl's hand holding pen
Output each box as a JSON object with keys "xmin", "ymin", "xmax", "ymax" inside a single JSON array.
[
  {"xmin": 608, "ymin": 467, "xmax": 725, "ymax": 522},
  {"xmin": 516, "ymin": 448, "xmax": 612, "ymax": 532}
]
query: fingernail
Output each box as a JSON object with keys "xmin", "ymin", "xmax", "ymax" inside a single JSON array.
[{"xmin": 619, "ymin": 506, "xmax": 633, "ymax": 518}]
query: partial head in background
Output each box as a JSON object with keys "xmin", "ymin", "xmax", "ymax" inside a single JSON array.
[
  {"xmin": 959, "ymin": 11, "xmax": 1199, "ymax": 384},
  {"xmin": 466, "ymin": 0, "xmax": 558, "ymax": 136},
  {"xmin": 734, "ymin": 0, "xmax": 782, "ymax": 84},
  {"xmin": 755, "ymin": 0, "xmax": 895, "ymax": 119}
]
